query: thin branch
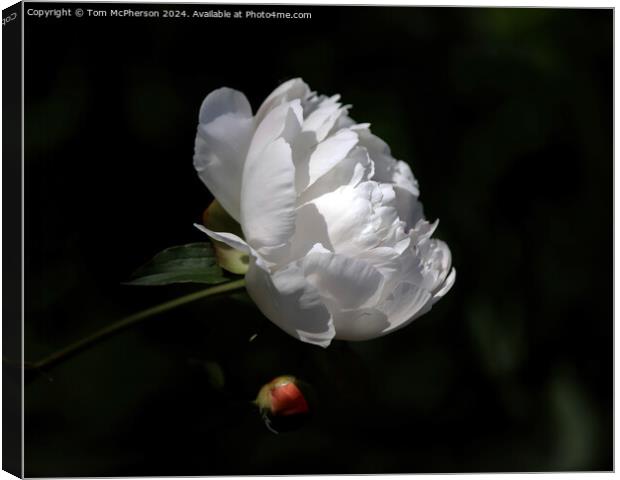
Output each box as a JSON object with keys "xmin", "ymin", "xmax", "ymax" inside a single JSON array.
[{"xmin": 25, "ymin": 279, "xmax": 246, "ymax": 373}]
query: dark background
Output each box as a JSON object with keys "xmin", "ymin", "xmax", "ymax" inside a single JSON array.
[{"xmin": 23, "ymin": 4, "xmax": 612, "ymax": 475}]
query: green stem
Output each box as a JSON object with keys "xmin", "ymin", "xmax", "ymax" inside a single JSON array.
[{"xmin": 28, "ymin": 279, "xmax": 246, "ymax": 372}]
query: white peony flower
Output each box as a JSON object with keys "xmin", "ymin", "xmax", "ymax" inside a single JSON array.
[{"xmin": 193, "ymin": 78, "xmax": 455, "ymax": 347}]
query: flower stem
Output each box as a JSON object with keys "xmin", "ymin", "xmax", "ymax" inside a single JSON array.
[{"xmin": 27, "ymin": 279, "xmax": 246, "ymax": 372}]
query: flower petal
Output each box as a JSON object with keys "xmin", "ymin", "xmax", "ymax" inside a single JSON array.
[
  {"xmin": 302, "ymin": 95, "xmax": 350, "ymax": 141},
  {"xmin": 246, "ymin": 101, "xmax": 302, "ymax": 164},
  {"xmin": 299, "ymin": 146, "xmax": 374, "ymax": 204},
  {"xmin": 193, "ymin": 223, "xmax": 250, "ymax": 253},
  {"xmin": 410, "ymin": 218, "xmax": 439, "ymax": 246},
  {"xmin": 332, "ymin": 308, "xmax": 390, "ymax": 341},
  {"xmin": 306, "ymin": 129, "xmax": 359, "ymax": 188},
  {"xmin": 287, "ymin": 202, "xmax": 334, "ymax": 262},
  {"xmin": 361, "ymin": 245, "xmax": 409, "ymax": 293},
  {"xmin": 310, "ymin": 182, "xmax": 405, "ymax": 257},
  {"xmin": 246, "ymin": 256, "xmax": 335, "ymax": 347},
  {"xmin": 377, "ymin": 281, "xmax": 433, "ymax": 335},
  {"xmin": 254, "ymin": 78, "xmax": 310, "ymax": 125},
  {"xmin": 303, "ymin": 244, "xmax": 384, "ymax": 310},
  {"xmin": 334, "ymin": 280, "xmax": 434, "ymax": 341},
  {"xmin": 198, "ymin": 87, "xmax": 252, "ymax": 124},
  {"xmin": 355, "ymin": 127, "xmax": 420, "ymax": 197},
  {"xmin": 241, "ymin": 138, "xmax": 297, "ymax": 254},
  {"xmin": 418, "ymin": 238, "xmax": 453, "ymax": 293},
  {"xmin": 393, "ymin": 160, "xmax": 420, "ymax": 197},
  {"xmin": 194, "ymin": 88, "xmax": 254, "ymax": 222},
  {"xmin": 310, "ymin": 185, "xmax": 376, "ymax": 255},
  {"xmin": 394, "ymin": 186, "xmax": 425, "ymax": 231},
  {"xmin": 432, "ymin": 267, "xmax": 456, "ymax": 304}
]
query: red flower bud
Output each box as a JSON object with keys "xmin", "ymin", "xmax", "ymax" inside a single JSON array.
[
  {"xmin": 255, "ymin": 375, "xmax": 312, "ymax": 433},
  {"xmin": 269, "ymin": 379, "xmax": 309, "ymax": 416}
]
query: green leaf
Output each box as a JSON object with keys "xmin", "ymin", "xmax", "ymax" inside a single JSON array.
[{"xmin": 126, "ymin": 243, "xmax": 229, "ymax": 286}]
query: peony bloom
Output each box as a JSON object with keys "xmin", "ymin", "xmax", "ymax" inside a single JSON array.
[{"xmin": 193, "ymin": 78, "xmax": 455, "ymax": 347}]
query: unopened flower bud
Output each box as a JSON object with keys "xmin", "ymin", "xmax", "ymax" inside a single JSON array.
[
  {"xmin": 255, "ymin": 375, "xmax": 312, "ymax": 433},
  {"xmin": 202, "ymin": 200, "xmax": 249, "ymax": 275}
]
